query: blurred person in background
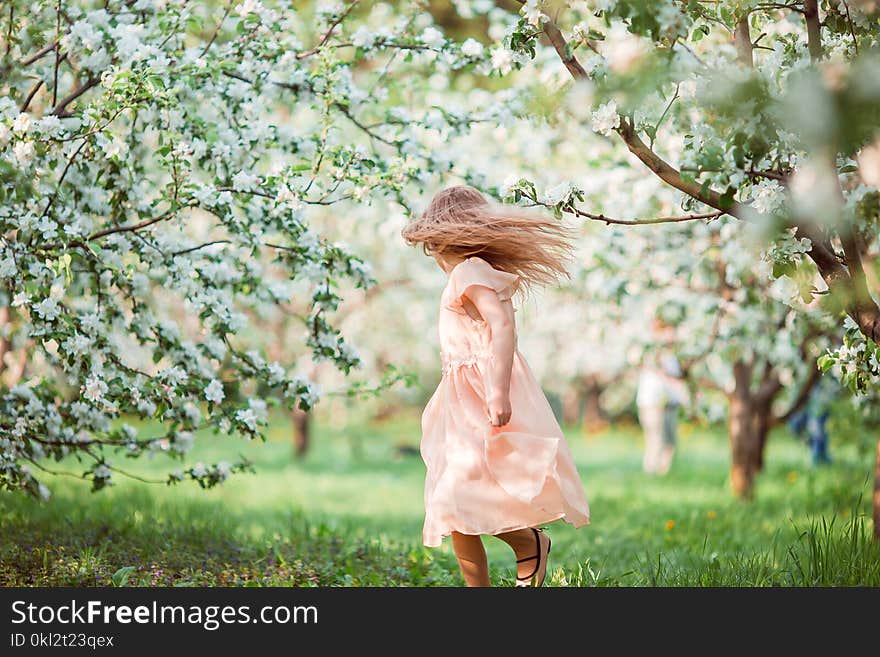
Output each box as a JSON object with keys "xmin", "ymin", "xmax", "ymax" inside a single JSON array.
[
  {"xmin": 637, "ymin": 320, "xmax": 688, "ymax": 475},
  {"xmin": 790, "ymin": 376, "xmax": 837, "ymax": 467}
]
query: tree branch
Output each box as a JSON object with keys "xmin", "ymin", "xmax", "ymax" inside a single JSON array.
[
  {"xmin": 756, "ymin": 368, "xmax": 783, "ymax": 404},
  {"xmin": 49, "ymin": 77, "xmax": 99, "ymax": 117},
  {"xmin": 567, "ymin": 205, "xmax": 722, "ymax": 226},
  {"xmin": 649, "ymin": 83, "xmax": 680, "ymax": 150},
  {"xmin": 87, "ymin": 211, "xmax": 175, "ymax": 241},
  {"xmin": 841, "ymin": 229, "xmax": 880, "ymax": 343},
  {"xmin": 617, "ymin": 118, "xmax": 727, "ymax": 212},
  {"xmin": 539, "ymin": 14, "xmax": 588, "ymax": 79},
  {"xmin": 38, "ymin": 211, "xmax": 176, "ymax": 251},
  {"xmin": 841, "ymin": 1, "xmax": 859, "ymax": 55},
  {"xmin": 52, "ymin": 1, "xmax": 61, "ymax": 106},
  {"xmin": 20, "ymin": 41, "xmax": 58, "ymax": 66},
  {"xmin": 773, "ymin": 360, "xmax": 822, "ymax": 425},
  {"xmin": 803, "ymin": 0, "xmax": 823, "ymax": 60},
  {"xmin": 734, "ymin": 15, "xmax": 754, "ymax": 66}
]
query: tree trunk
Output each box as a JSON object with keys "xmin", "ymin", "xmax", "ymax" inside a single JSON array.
[
  {"xmin": 581, "ymin": 375, "xmax": 605, "ymax": 435},
  {"xmin": 292, "ymin": 408, "xmax": 311, "ymax": 458},
  {"xmin": 728, "ymin": 362, "xmax": 774, "ymax": 498},
  {"xmin": 728, "ymin": 393, "xmax": 762, "ymax": 498},
  {"xmin": 561, "ymin": 384, "xmax": 582, "ymax": 427},
  {"xmin": 874, "ymin": 434, "xmax": 880, "ymax": 541},
  {"xmin": 754, "ymin": 397, "xmax": 773, "ymax": 472}
]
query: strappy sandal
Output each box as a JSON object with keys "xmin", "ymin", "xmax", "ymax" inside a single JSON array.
[{"xmin": 515, "ymin": 528, "xmax": 551, "ymax": 588}]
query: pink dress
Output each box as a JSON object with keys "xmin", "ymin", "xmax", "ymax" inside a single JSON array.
[{"xmin": 420, "ymin": 256, "xmax": 591, "ymax": 547}]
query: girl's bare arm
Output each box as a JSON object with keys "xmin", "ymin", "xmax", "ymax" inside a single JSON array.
[{"xmin": 463, "ymin": 286, "xmax": 515, "ymax": 426}]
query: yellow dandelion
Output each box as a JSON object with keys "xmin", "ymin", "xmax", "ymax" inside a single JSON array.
[
  {"xmin": 787, "ymin": 471, "xmax": 799, "ymax": 483},
  {"xmin": 706, "ymin": 511, "xmax": 717, "ymax": 519},
  {"xmin": 665, "ymin": 520, "xmax": 676, "ymax": 531}
]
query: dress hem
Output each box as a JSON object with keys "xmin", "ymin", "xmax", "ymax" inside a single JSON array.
[{"xmin": 422, "ymin": 511, "xmax": 591, "ymax": 548}]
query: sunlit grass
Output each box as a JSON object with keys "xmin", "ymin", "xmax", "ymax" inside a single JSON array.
[{"xmin": 1, "ymin": 412, "xmax": 877, "ymax": 586}]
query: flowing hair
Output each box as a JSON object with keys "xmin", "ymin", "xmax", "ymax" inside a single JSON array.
[{"xmin": 401, "ymin": 185, "xmax": 576, "ymax": 294}]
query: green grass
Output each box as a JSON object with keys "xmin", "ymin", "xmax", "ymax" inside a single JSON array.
[{"xmin": 1, "ymin": 413, "xmax": 878, "ymax": 586}]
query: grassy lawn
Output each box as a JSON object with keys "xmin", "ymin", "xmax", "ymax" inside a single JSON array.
[{"xmin": 1, "ymin": 413, "xmax": 879, "ymax": 586}]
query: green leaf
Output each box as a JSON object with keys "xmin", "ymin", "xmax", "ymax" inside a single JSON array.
[
  {"xmin": 817, "ymin": 354, "xmax": 835, "ymax": 373},
  {"xmin": 110, "ymin": 566, "xmax": 136, "ymax": 587}
]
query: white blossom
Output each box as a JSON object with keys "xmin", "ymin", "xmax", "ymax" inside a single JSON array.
[
  {"xmin": 521, "ymin": 0, "xmax": 548, "ymax": 27},
  {"xmin": 13, "ymin": 141, "xmax": 36, "ymax": 166},
  {"xmin": 542, "ymin": 181, "xmax": 573, "ymax": 206},
  {"xmin": 420, "ymin": 27, "xmax": 445, "ymax": 48},
  {"xmin": 351, "ymin": 25, "xmax": 376, "ymax": 49},
  {"xmin": 490, "ymin": 47, "xmax": 514, "ymax": 74},
  {"xmin": 235, "ymin": 408, "xmax": 259, "ymax": 432},
  {"xmin": 591, "ymin": 101, "xmax": 620, "ymax": 136},
  {"xmin": 33, "ymin": 297, "xmax": 61, "ymax": 321},
  {"xmin": 216, "ymin": 460, "xmax": 231, "ymax": 480},
  {"xmin": 205, "ymin": 379, "xmax": 225, "ymax": 404},
  {"xmin": 173, "ymin": 431, "xmax": 195, "ymax": 453},
  {"xmin": 83, "ymin": 374, "xmax": 109, "ymax": 403},
  {"xmin": 232, "ymin": 170, "xmax": 260, "ymax": 191},
  {"xmin": 12, "ymin": 112, "xmax": 32, "ymax": 134},
  {"xmin": 750, "ymin": 180, "xmax": 786, "ymax": 215},
  {"xmin": 461, "ymin": 38, "xmax": 484, "ymax": 58}
]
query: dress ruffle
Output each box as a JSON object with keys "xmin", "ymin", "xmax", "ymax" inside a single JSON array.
[{"xmin": 444, "ymin": 256, "xmax": 520, "ymax": 315}]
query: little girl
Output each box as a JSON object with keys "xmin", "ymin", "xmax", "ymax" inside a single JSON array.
[{"xmin": 402, "ymin": 185, "xmax": 590, "ymax": 587}]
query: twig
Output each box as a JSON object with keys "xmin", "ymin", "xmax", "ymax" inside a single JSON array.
[
  {"xmin": 41, "ymin": 137, "xmax": 89, "ymax": 218},
  {"xmin": 88, "ymin": 210, "xmax": 175, "ymax": 241},
  {"xmin": 335, "ymin": 102, "xmax": 396, "ymax": 146},
  {"xmin": 20, "ymin": 79, "xmax": 44, "ymax": 112},
  {"xmin": 296, "ymin": 0, "xmax": 360, "ymax": 59},
  {"xmin": 649, "ymin": 83, "xmax": 680, "ymax": 150},
  {"xmin": 52, "ymin": 1, "xmax": 61, "ymax": 106},
  {"xmin": 104, "ymin": 463, "xmax": 167, "ymax": 485},
  {"xmin": 172, "ymin": 239, "xmax": 232, "ymax": 256},
  {"xmin": 50, "ymin": 77, "xmax": 99, "ymax": 116},
  {"xmin": 20, "ymin": 41, "xmax": 58, "ymax": 66},
  {"xmin": 841, "ymin": 1, "xmax": 859, "ymax": 55},
  {"xmin": 199, "ymin": 0, "xmax": 233, "ymax": 58},
  {"xmin": 5, "ymin": 5, "xmax": 13, "ymax": 57},
  {"xmin": 681, "ymin": 166, "xmax": 788, "ymax": 181},
  {"xmin": 23, "ymin": 456, "xmax": 88, "ymax": 481}
]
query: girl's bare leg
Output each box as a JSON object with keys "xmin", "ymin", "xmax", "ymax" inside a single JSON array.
[
  {"xmin": 495, "ymin": 528, "xmax": 546, "ymax": 581},
  {"xmin": 451, "ymin": 531, "xmax": 490, "ymax": 587}
]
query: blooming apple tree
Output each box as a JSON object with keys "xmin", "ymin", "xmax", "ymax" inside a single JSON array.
[
  {"xmin": 0, "ymin": 0, "xmax": 497, "ymax": 497},
  {"xmin": 492, "ymin": 0, "xmax": 879, "ymax": 383},
  {"xmin": 452, "ymin": 0, "xmax": 879, "ymax": 496}
]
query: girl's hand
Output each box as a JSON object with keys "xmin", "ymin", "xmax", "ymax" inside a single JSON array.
[{"xmin": 487, "ymin": 393, "xmax": 512, "ymax": 427}]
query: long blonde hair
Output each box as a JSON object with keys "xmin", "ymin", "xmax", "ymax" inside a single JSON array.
[{"xmin": 401, "ymin": 185, "xmax": 575, "ymax": 293}]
